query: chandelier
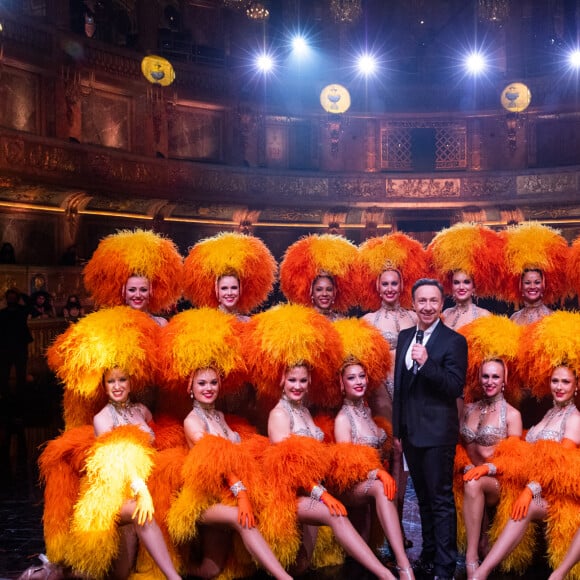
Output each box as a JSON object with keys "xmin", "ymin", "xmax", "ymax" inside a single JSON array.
[
  {"xmin": 478, "ymin": 0, "xmax": 510, "ymax": 24},
  {"xmin": 330, "ymin": 0, "xmax": 362, "ymax": 24},
  {"xmin": 246, "ymin": 2, "xmax": 269, "ymax": 20}
]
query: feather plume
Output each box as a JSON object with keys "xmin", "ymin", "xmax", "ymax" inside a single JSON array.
[
  {"xmin": 258, "ymin": 436, "xmax": 332, "ymax": 566},
  {"xmin": 515, "ymin": 311, "xmax": 580, "ymax": 398},
  {"xmin": 457, "ymin": 315, "xmax": 523, "ymax": 405},
  {"xmin": 39, "ymin": 426, "xmax": 95, "ymax": 564},
  {"xmin": 567, "ymin": 235, "xmax": 580, "ymax": 300},
  {"xmin": 83, "ymin": 229, "xmax": 183, "ymax": 312},
  {"xmin": 427, "ymin": 223, "xmax": 504, "ymax": 298},
  {"xmin": 326, "ymin": 442, "xmax": 381, "ymax": 494},
  {"xmin": 183, "ymin": 232, "xmax": 277, "ymax": 313},
  {"xmin": 357, "ymin": 233, "xmax": 428, "ymax": 310},
  {"xmin": 47, "ymin": 307, "xmax": 159, "ymax": 427},
  {"xmin": 279, "ymin": 234, "xmax": 359, "ymax": 312},
  {"xmin": 157, "ymin": 307, "xmax": 247, "ymax": 396},
  {"xmin": 333, "ymin": 317, "xmax": 392, "ymax": 395},
  {"xmin": 240, "ymin": 304, "xmax": 344, "ymax": 407},
  {"xmin": 499, "ymin": 222, "xmax": 569, "ymax": 304},
  {"xmin": 65, "ymin": 426, "xmax": 154, "ymax": 577}
]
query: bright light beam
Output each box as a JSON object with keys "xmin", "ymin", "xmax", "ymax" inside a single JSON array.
[
  {"xmin": 255, "ymin": 53, "xmax": 275, "ymax": 73},
  {"xmin": 291, "ymin": 35, "xmax": 309, "ymax": 57},
  {"xmin": 464, "ymin": 52, "xmax": 487, "ymax": 75},
  {"xmin": 568, "ymin": 49, "xmax": 580, "ymax": 69},
  {"xmin": 356, "ymin": 53, "xmax": 378, "ymax": 76}
]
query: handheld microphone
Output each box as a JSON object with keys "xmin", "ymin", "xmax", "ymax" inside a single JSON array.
[{"xmin": 412, "ymin": 329, "xmax": 424, "ymax": 375}]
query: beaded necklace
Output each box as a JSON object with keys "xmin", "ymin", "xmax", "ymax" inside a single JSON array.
[
  {"xmin": 448, "ymin": 302, "xmax": 477, "ymax": 329},
  {"xmin": 343, "ymin": 397, "xmax": 379, "ymax": 436},
  {"xmin": 108, "ymin": 399, "xmax": 135, "ymax": 426},
  {"xmin": 192, "ymin": 399, "xmax": 230, "ymax": 439},
  {"xmin": 281, "ymin": 394, "xmax": 315, "ymax": 435}
]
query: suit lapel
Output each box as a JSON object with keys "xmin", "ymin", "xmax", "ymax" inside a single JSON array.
[{"xmin": 396, "ymin": 328, "xmax": 416, "ymax": 386}]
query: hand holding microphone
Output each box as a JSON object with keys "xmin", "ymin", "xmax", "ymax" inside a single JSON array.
[{"xmin": 412, "ymin": 329, "xmax": 425, "ymax": 375}]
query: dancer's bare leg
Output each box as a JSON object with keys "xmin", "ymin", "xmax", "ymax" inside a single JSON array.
[
  {"xmin": 548, "ymin": 525, "xmax": 580, "ymax": 580},
  {"xmin": 199, "ymin": 504, "xmax": 292, "ymax": 580},
  {"xmin": 463, "ymin": 477, "xmax": 500, "ymax": 577},
  {"xmin": 120, "ymin": 502, "xmax": 181, "ymax": 580},
  {"xmin": 297, "ymin": 498, "xmax": 395, "ymax": 580},
  {"xmin": 344, "ymin": 482, "xmax": 414, "ymax": 578},
  {"xmin": 473, "ymin": 501, "xmax": 547, "ymax": 580},
  {"xmin": 290, "ymin": 524, "xmax": 318, "ymax": 576},
  {"xmin": 107, "ymin": 524, "xmax": 137, "ymax": 580},
  {"xmin": 188, "ymin": 527, "xmax": 230, "ymax": 579}
]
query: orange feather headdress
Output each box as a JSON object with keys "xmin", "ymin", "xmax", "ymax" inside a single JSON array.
[
  {"xmin": 83, "ymin": 229, "xmax": 183, "ymax": 313},
  {"xmin": 157, "ymin": 307, "xmax": 248, "ymax": 396},
  {"xmin": 46, "ymin": 306, "xmax": 160, "ymax": 428},
  {"xmin": 240, "ymin": 303, "xmax": 344, "ymax": 408},
  {"xmin": 499, "ymin": 222, "xmax": 569, "ymax": 305},
  {"xmin": 333, "ymin": 317, "xmax": 392, "ymax": 396},
  {"xmin": 427, "ymin": 222, "xmax": 504, "ymax": 298},
  {"xmin": 458, "ymin": 315, "xmax": 523, "ymax": 405},
  {"xmin": 183, "ymin": 232, "xmax": 277, "ymax": 314},
  {"xmin": 515, "ymin": 311, "xmax": 580, "ymax": 399},
  {"xmin": 357, "ymin": 232, "xmax": 428, "ymax": 310},
  {"xmin": 566, "ymin": 235, "xmax": 580, "ymax": 300},
  {"xmin": 279, "ymin": 234, "xmax": 359, "ymax": 313}
]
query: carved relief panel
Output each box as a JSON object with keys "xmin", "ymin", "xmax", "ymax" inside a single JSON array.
[
  {"xmin": 0, "ymin": 66, "xmax": 39, "ymax": 133},
  {"xmin": 81, "ymin": 88, "xmax": 131, "ymax": 150},
  {"xmin": 168, "ymin": 105, "xmax": 224, "ymax": 162}
]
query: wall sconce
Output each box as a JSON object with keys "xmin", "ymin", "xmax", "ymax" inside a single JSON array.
[
  {"xmin": 320, "ymin": 83, "xmax": 351, "ymax": 157},
  {"xmin": 327, "ymin": 115, "xmax": 344, "ymax": 156},
  {"xmin": 500, "ymin": 82, "xmax": 531, "ymax": 153},
  {"xmin": 505, "ymin": 113, "xmax": 519, "ymax": 152}
]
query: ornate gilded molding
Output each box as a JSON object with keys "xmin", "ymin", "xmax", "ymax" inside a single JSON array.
[{"xmin": 386, "ymin": 178, "xmax": 461, "ymax": 199}]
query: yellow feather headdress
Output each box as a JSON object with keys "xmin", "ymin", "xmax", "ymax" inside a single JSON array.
[
  {"xmin": 333, "ymin": 318, "xmax": 392, "ymax": 395},
  {"xmin": 427, "ymin": 223, "xmax": 504, "ymax": 298},
  {"xmin": 157, "ymin": 307, "xmax": 247, "ymax": 396},
  {"xmin": 499, "ymin": 222, "xmax": 569, "ymax": 305},
  {"xmin": 279, "ymin": 234, "xmax": 359, "ymax": 312},
  {"xmin": 458, "ymin": 315, "xmax": 523, "ymax": 405},
  {"xmin": 183, "ymin": 232, "xmax": 277, "ymax": 313},
  {"xmin": 516, "ymin": 311, "xmax": 580, "ymax": 399},
  {"xmin": 47, "ymin": 306, "xmax": 160, "ymax": 427},
  {"xmin": 240, "ymin": 303, "xmax": 344, "ymax": 408},
  {"xmin": 357, "ymin": 232, "xmax": 428, "ymax": 310},
  {"xmin": 83, "ymin": 229, "xmax": 183, "ymax": 312}
]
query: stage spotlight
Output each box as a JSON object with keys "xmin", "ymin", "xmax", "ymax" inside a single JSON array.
[
  {"xmin": 357, "ymin": 53, "xmax": 378, "ymax": 76},
  {"xmin": 291, "ymin": 35, "xmax": 309, "ymax": 57},
  {"xmin": 568, "ymin": 49, "xmax": 580, "ymax": 69},
  {"xmin": 255, "ymin": 52, "xmax": 274, "ymax": 73},
  {"xmin": 464, "ymin": 52, "xmax": 487, "ymax": 75}
]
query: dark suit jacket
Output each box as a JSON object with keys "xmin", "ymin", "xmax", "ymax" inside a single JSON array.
[{"xmin": 392, "ymin": 321, "xmax": 467, "ymax": 447}]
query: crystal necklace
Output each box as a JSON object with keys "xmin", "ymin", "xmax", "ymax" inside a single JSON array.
[
  {"xmin": 478, "ymin": 392, "xmax": 504, "ymax": 415},
  {"xmin": 344, "ymin": 398, "xmax": 379, "ymax": 436},
  {"xmin": 108, "ymin": 398, "xmax": 135, "ymax": 426},
  {"xmin": 449, "ymin": 303, "xmax": 477, "ymax": 329},
  {"xmin": 281, "ymin": 393, "xmax": 316, "ymax": 436},
  {"xmin": 381, "ymin": 304, "xmax": 403, "ymax": 334},
  {"xmin": 192, "ymin": 399, "xmax": 230, "ymax": 439}
]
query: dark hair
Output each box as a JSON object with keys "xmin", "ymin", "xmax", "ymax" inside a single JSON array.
[{"xmin": 411, "ymin": 278, "xmax": 444, "ymax": 300}]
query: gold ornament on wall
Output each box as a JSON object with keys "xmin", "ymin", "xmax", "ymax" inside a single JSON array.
[{"xmin": 141, "ymin": 55, "xmax": 176, "ymax": 87}]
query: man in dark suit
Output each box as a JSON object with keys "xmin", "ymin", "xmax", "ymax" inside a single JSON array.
[{"xmin": 392, "ymin": 278, "xmax": 467, "ymax": 580}]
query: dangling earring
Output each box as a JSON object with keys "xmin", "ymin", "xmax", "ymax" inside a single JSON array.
[
  {"xmin": 575, "ymin": 389, "xmax": 578, "ymax": 397},
  {"xmin": 502, "ymin": 384, "xmax": 505, "ymax": 392},
  {"xmin": 189, "ymin": 391, "xmax": 194, "ymax": 399}
]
